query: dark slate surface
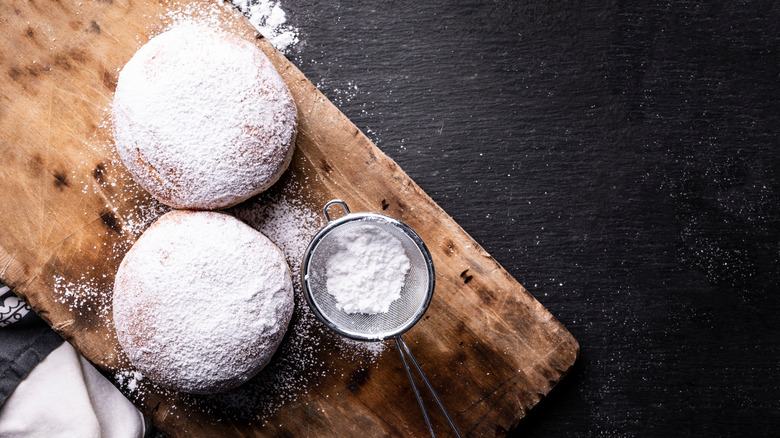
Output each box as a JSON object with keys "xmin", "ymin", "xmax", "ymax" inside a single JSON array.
[{"xmin": 277, "ymin": 1, "xmax": 779, "ymax": 436}]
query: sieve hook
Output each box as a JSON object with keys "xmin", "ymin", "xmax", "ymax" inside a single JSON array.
[{"xmin": 323, "ymin": 199, "xmax": 351, "ymax": 222}]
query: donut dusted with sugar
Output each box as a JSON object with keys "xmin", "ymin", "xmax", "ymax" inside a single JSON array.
[
  {"xmin": 112, "ymin": 210, "xmax": 294, "ymax": 394},
  {"xmin": 112, "ymin": 25, "xmax": 297, "ymax": 210}
]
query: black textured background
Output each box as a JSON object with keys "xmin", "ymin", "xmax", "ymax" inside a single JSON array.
[{"xmin": 273, "ymin": 1, "xmax": 779, "ymax": 436}]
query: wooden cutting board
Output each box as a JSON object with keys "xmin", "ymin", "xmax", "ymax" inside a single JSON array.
[{"xmin": 0, "ymin": 0, "xmax": 578, "ymax": 436}]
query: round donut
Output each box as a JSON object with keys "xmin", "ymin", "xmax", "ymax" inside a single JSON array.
[
  {"xmin": 112, "ymin": 25, "xmax": 297, "ymax": 210},
  {"xmin": 112, "ymin": 210, "xmax": 294, "ymax": 394}
]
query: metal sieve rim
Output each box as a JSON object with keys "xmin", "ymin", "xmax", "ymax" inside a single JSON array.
[{"xmin": 301, "ymin": 203, "xmax": 435, "ymax": 341}]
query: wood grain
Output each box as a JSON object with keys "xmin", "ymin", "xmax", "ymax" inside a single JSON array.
[{"xmin": 0, "ymin": 0, "xmax": 578, "ymax": 436}]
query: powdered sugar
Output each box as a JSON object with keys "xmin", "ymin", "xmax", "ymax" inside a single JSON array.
[
  {"xmin": 53, "ymin": 273, "xmax": 110, "ymax": 315},
  {"xmin": 115, "ymin": 370, "xmax": 144, "ymax": 394},
  {"xmin": 112, "ymin": 210, "xmax": 294, "ymax": 393},
  {"xmin": 325, "ymin": 225, "xmax": 411, "ymax": 314},
  {"xmin": 231, "ymin": 0, "xmax": 299, "ymax": 53},
  {"xmin": 112, "ymin": 24, "xmax": 297, "ymax": 209}
]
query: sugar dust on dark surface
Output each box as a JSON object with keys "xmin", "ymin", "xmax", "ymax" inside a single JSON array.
[{"xmin": 273, "ymin": 0, "xmax": 778, "ymax": 436}]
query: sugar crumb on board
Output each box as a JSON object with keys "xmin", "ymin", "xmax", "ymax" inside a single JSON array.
[{"xmin": 230, "ymin": 0, "xmax": 300, "ymax": 53}]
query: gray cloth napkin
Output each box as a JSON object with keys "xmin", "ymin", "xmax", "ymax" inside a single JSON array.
[{"xmin": 0, "ymin": 280, "xmax": 63, "ymax": 405}]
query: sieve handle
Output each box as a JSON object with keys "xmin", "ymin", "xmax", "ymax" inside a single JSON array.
[
  {"xmin": 323, "ymin": 199, "xmax": 351, "ymax": 222},
  {"xmin": 395, "ymin": 336, "xmax": 462, "ymax": 438}
]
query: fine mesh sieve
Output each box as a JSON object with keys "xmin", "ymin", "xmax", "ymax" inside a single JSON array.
[
  {"xmin": 302, "ymin": 200, "xmax": 461, "ymax": 437},
  {"xmin": 302, "ymin": 203, "xmax": 433, "ymax": 341}
]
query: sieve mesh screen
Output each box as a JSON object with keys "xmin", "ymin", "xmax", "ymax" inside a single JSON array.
[{"xmin": 303, "ymin": 216, "xmax": 432, "ymax": 340}]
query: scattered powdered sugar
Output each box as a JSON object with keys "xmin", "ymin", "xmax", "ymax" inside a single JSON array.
[
  {"xmin": 233, "ymin": 192, "xmax": 320, "ymax": 278},
  {"xmin": 67, "ymin": 114, "xmax": 173, "ymax": 243},
  {"xmin": 164, "ymin": 0, "xmax": 233, "ymax": 30},
  {"xmin": 325, "ymin": 225, "xmax": 411, "ymax": 314},
  {"xmin": 116, "ymin": 201, "xmax": 170, "ymax": 236},
  {"xmin": 115, "ymin": 370, "xmax": 144, "ymax": 394},
  {"xmin": 340, "ymin": 336, "xmax": 388, "ymax": 356},
  {"xmin": 229, "ymin": 0, "xmax": 300, "ymax": 53},
  {"xmin": 315, "ymin": 79, "xmax": 361, "ymax": 107},
  {"xmin": 53, "ymin": 272, "xmax": 111, "ymax": 316}
]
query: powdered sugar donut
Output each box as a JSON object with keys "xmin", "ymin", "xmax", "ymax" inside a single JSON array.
[
  {"xmin": 112, "ymin": 210, "xmax": 294, "ymax": 394},
  {"xmin": 112, "ymin": 25, "xmax": 297, "ymax": 210}
]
